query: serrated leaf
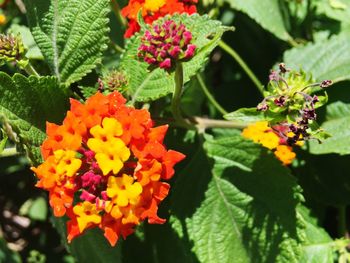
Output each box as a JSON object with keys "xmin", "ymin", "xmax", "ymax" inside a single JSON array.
[
  {"xmin": 222, "ymin": 0, "xmax": 291, "ymax": 41},
  {"xmin": 119, "ymin": 14, "xmax": 229, "ymax": 102},
  {"xmin": 171, "ymin": 134, "xmax": 305, "ymax": 263},
  {"xmin": 309, "ymin": 101, "xmax": 350, "ymax": 155},
  {"xmin": 284, "ymin": 32, "xmax": 350, "ymax": 83},
  {"xmin": 0, "ymin": 72, "xmax": 68, "ymax": 164},
  {"xmin": 298, "ymin": 206, "xmax": 334, "ymax": 263},
  {"xmin": 224, "ymin": 107, "xmax": 265, "ymax": 123},
  {"xmin": 24, "ymin": 0, "xmax": 110, "ymax": 85}
]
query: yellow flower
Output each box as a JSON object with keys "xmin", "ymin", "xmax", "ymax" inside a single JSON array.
[
  {"xmin": 144, "ymin": 0, "xmax": 166, "ymax": 12},
  {"xmin": 0, "ymin": 14, "xmax": 6, "ymax": 25},
  {"xmin": 259, "ymin": 132, "xmax": 280, "ymax": 150},
  {"xmin": 107, "ymin": 174, "xmax": 143, "ymax": 207},
  {"xmin": 54, "ymin": 149, "xmax": 82, "ymax": 177},
  {"xmin": 73, "ymin": 201, "xmax": 102, "ymax": 232},
  {"xmin": 274, "ymin": 145, "xmax": 296, "ymax": 165},
  {"xmin": 87, "ymin": 118, "xmax": 130, "ymax": 175}
]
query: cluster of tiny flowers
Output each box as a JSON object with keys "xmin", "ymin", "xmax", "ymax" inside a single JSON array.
[
  {"xmin": 121, "ymin": 0, "xmax": 197, "ymax": 38},
  {"xmin": 31, "ymin": 91, "xmax": 185, "ymax": 246},
  {"xmin": 0, "ymin": 34, "xmax": 27, "ymax": 66},
  {"xmin": 138, "ymin": 20, "xmax": 196, "ymax": 69},
  {"xmin": 242, "ymin": 121, "xmax": 303, "ymax": 165}
]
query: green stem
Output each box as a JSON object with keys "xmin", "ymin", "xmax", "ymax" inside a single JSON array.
[
  {"xmin": 110, "ymin": 0, "xmax": 127, "ymax": 28},
  {"xmin": 110, "ymin": 39, "xmax": 125, "ymax": 53},
  {"xmin": 218, "ymin": 40, "xmax": 264, "ymax": 95},
  {"xmin": 24, "ymin": 62, "xmax": 39, "ymax": 77},
  {"xmin": 196, "ymin": 74, "xmax": 228, "ymax": 115},
  {"xmin": 0, "ymin": 147, "xmax": 19, "ymax": 157},
  {"xmin": 171, "ymin": 62, "xmax": 191, "ymax": 129},
  {"xmin": 338, "ymin": 206, "xmax": 348, "ymax": 238}
]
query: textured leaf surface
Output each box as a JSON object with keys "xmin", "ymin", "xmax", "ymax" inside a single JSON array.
[
  {"xmin": 222, "ymin": 0, "xmax": 291, "ymax": 41},
  {"xmin": 0, "ymin": 72, "xmax": 68, "ymax": 164},
  {"xmin": 298, "ymin": 206, "xmax": 334, "ymax": 263},
  {"xmin": 309, "ymin": 101, "xmax": 350, "ymax": 155},
  {"xmin": 24, "ymin": 0, "xmax": 110, "ymax": 85},
  {"xmin": 284, "ymin": 33, "xmax": 350, "ymax": 83},
  {"xmin": 171, "ymin": 134, "xmax": 305, "ymax": 263},
  {"xmin": 316, "ymin": 0, "xmax": 350, "ymax": 24},
  {"xmin": 120, "ymin": 14, "xmax": 228, "ymax": 102}
]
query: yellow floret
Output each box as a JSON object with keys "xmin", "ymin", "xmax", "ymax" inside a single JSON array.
[
  {"xmin": 144, "ymin": 0, "xmax": 166, "ymax": 12},
  {"xmin": 73, "ymin": 201, "xmax": 102, "ymax": 232},
  {"xmin": 274, "ymin": 145, "xmax": 296, "ymax": 165}
]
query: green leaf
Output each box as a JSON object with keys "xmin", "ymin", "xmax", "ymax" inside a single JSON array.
[
  {"xmin": 309, "ymin": 101, "xmax": 350, "ymax": 155},
  {"xmin": 28, "ymin": 197, "xmax": 48, "ymax": 221},
  {"xmin": 24, "ymin": 0, "xmax": 110, "ymax": 85},
  {"xmin": 283, "ymin": 32, "xmax": 350, "ymax": 83},
  {"xmin": 0, "ymin": 72, "xmax": 69, "ymax": 164},
  {"xmin": 298, "ymin": 206, "xmax": 334, "ymax": 263},
  {"xmin": 222, "ymin": 0, "xmax": 291, "ymax": 41},
  {"xmin": 52, "ymin": 217, "xmax": 122, "ymax": 263},
  {"xmin": 316, "ymin": 0, "xmax": 350, "ymax": 24},
  {"xmin": 171, "ymin": 134, "xmax": 305, "ymax": 263},
  {"xmin": 224, "ymin": 107, "xmax": 265, "ymax": 123},
  {"xmin": 119, "ymin": 14, "xmax": 230, "ymax": 102}
]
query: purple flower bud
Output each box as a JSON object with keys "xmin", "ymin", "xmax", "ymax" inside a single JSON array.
[
  {"xmin": 274, "ymin": 96, "xmax": 286, "ymax": 107},
  {"xmin": 257, "ymin": 102, "xmax": 269, "ymax": 111},
  {"xmin": 269, "ymin": 70, "xmax": 280, "ymax": 82},
  {"xmin": 320, "ymin": 80, "xmax": 332, "ymax": 88},
  {"xmin": 303, "ymin": 108, "xmax": 316, "ymax": 120}
]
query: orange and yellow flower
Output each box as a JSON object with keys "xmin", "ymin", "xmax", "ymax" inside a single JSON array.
[
  {"xmin": 242, "ymin": 121, "xmax": 302, "ymax": 165},
  {"xmin": 32, "ymin": 91, "xmax": 185, "ymax": 246},
  {"xmin": 121, "ymin": 0, "xmax": 197, "ymax": 38}
]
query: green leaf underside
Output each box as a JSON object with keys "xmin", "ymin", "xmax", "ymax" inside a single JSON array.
[
  {"xmin": 0, "ymin": 72, "xmax": 68, "ymax": 164},
  {"xmin": 222, "ymin": 0, "xmax": 291, "ymax": 41},
  {"xmin": 120, "ymin": 14, "xmax": 229, "ymax": 102},
  {"xmin": 316, "ymin": 0, "xmax": 350, "ymax": 24},
  {"xmin": 172, "ymin": 133, "xmax": 305, "ymax": 263},
  {"xmin": 24, "ymin": 0, "xmax": 110, "ymax": 85},
  {"xmin": 298, "ymin": 206, "xmax": 334, "ymax": 263},
  {"xmin": 309, "ymin": 101, "xmax": 350, "ymax": 155},
  {"xmin": 284, "ymin": 32, "xmax": 350, "ymax": 83}
]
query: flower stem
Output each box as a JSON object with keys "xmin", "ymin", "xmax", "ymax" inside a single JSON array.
[
  {"xmin": 196, "ymin": 74, "xmax": 228, "ymax": 115},
  {"xmin": 172, "ymin": 62, "xmax": 192, "ymax": 129},
  {"xmin": 110, "ymin": 0, "xmax": 127, "ymax": 28},
  {"xmin": 338, "ymin": 206, "xmax": 348, "ymax": 238},
  {"xmin": 218, "ymin": 40, "xmax": 264, "ymax": 96},
  {"xmin": 24, "ymin": 62, "xmax": 40, "ymax": 77}
]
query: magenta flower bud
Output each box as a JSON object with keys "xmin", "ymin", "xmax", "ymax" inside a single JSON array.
[
  {"xmin": 138, "ymin": 19, "xmax": 197, "ymax": 71},
  {"xmin": 184, "ymin": 44, "xmax": 196, "ymax": 58},
  {"xmin": 80, "ymin": 190, "xmax": 96, "ymax": 202},
  {"xmin": 160, "ymin": 58, "xmax": 172, "ymax": 69}
]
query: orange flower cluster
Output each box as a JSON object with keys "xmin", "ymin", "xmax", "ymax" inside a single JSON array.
[
  {"xmin": 242, "ymin": 121, "xmax": 302, "ymax": 165},
  {"xmin": 32, "ymin": 91, "xmax": 185, "ymax": 246},
  {"xmin": 121, "ymin": 0, "xmax": 197, "ymax": 38}
]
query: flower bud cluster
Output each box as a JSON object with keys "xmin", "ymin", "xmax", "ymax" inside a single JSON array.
[
  {"xmin": 256, "ymin": 64, "xmax": 332, "ymax": 146},
  {"xmin": 0, "ymin": 34, "xmax": 27, "ymax": 67},
  {"xmin": 138, "ymin": 19, "xmax": 196, "ymax": 69}
]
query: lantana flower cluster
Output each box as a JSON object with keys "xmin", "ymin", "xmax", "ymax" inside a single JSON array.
[
  {"xmin": 138, "ymin": 19, "xmax": 196, "ymax": 69},
  {"xmin": 257, "ymin": 64, "xmax": 331, "ymax": 145},
  {"xmin": 31, "ymin": 91, "xmax": 185, "ymax": 246},
  {"xmin": 121, "ymin": 0, "xmax": 197, "ymax": 38},
  {"xmin": 242, "ymin": 121, "xmax": 303, "ymax": 165}
]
